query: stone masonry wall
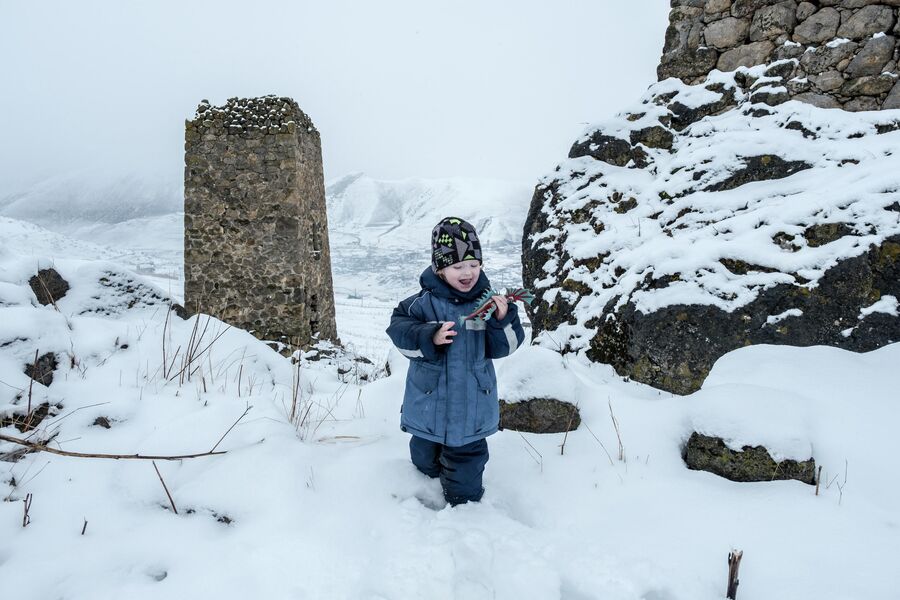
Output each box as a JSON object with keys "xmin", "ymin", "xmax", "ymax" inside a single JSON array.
[
  {"xmin": 659, "ymin": 0, "xmax": 900, "ymax": 110},
  {"xmin": 184, "ymin": 96, "xmax": 337, "ymax": 348}
]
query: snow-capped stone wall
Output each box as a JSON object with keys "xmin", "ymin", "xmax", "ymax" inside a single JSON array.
[
  {"xmin": 184, "ymin": 96, "xmax": 337, "ymax": 349},
  {"xmin": 522, "ymin": 69, "xmax": 900, "ymax": 395},
  {"xmin": 659, "ymin": 0, "xmax": 900, "ymax": 111}
]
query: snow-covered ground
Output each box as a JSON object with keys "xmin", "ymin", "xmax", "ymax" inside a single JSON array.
[{"xmin": 1, "ymin": 176, "xmax": 898, "ymax": 599}]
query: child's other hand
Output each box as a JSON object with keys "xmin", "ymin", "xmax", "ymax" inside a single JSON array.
[
  {"xmin": 433, "ymin": 321, "xmax": 457, "ymax": 345},
  {"xmin": 491, "ymin": 295, "xmax": 509, "ymax": 320}
]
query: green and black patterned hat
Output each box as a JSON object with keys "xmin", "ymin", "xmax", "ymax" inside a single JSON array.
[{"xmin": 431, "ymin": 217, "xmax": 482, "ymax": 271}]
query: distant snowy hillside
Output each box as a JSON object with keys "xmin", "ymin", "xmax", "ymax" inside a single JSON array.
[
  {"xmin": 0, "ymin": 170, "xmax": 182, "ymax": 230},
  {"xmin": 324, "ymin": 174, "xmax": 533, "ymax": 307},
  {"xmin": 325, "ymin": 173, "xmax": 532, "ymax": 248}
]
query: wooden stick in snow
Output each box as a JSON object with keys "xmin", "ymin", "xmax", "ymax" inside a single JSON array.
[
  {"xmin": 153, "ymin": 460, "xmax": 178, "ymax": 514},
  {"xmin": 0, "ymin": 434, "xmax": 226, "ymax": 461},
  {"xmin": 727, "ymin": 550, "xmax": 743, "ymax": 600}
]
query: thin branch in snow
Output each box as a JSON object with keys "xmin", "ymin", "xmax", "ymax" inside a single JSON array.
[{"xmin": 153, "ymin": 461, "xmax": 178, "ymax": 515}]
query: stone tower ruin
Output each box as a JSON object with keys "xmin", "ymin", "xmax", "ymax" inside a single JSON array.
[{"xmin": 184, "ymin": 96, "xmax": 337, "ymax": 348}]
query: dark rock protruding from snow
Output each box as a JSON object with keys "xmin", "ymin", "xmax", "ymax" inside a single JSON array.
[
  {"xmin": 24, "ymin": 352, "xmax": 58, "ymax": 386},
  {"xmin": 522, "ymin": 68, "xmax": 900, "ymax": 395},
  {"xmin": 683, "ymin": 432, "xmax": 817, "ymax": 485},
  {"xmin": 29, "ymin": 268, "xmax": 69, "ymax": 305},
  {"xmin": 499, "ymin": 398, "xmax": 581, "ymax": 434}
]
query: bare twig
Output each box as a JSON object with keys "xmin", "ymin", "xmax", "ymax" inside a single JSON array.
[
  {"xmin": 815, "ymin": 465, "xmax": 823, "ymax": 496},
  {"xmin": 835, "ymin": 459, "xmax": 848, "ymax": 505},
  {"xmin": 23, "ymin": 493, "xmax": 33, "ymax": 527},
  {"xmin": 208, "ymin": 405, "xmax": 252, "ymax": 454},
  {"xmin": 81, "ymin": 518, "xmax": 88, "ymax": 535},
  {"xmin": 0, "ymin": 433, "xmax": 226, "ymax": 460},
  {"xmin": 153, "ymin": 461, "xmax": 178, "ymax": 514},
  {"xmin": 25, "ymin": 349, "xmax": 39, "ymax": 431}
]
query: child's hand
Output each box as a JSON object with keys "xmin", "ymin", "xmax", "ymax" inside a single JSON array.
[
  {"xmin": 491, "ymin": 295, "xmax": 509, "ymax": 320},
  {"xmin": 433, "ymin": 321, "xmax": 457, "ymax": 345}
]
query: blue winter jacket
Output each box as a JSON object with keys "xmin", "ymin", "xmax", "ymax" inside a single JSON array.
[{"xmin": 386, "ymin": 267, "xmax": 526, "ymax": 447}]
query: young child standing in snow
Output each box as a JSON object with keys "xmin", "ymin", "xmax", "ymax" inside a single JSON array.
[{"xmin": 386, "ymin": 217, "xmax": 526, "ymax": 506}]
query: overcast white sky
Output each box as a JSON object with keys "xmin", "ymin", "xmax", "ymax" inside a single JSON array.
[{"xmin": 0, "ymin": 1, "xmax": 670, "ymax": 189}]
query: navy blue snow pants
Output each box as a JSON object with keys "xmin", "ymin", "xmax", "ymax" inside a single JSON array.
[{"xmin": 409, "ymin": 436, "xmax": 489, "ymax": 506}]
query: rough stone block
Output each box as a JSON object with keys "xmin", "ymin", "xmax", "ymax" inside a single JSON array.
[
  {"xmin": 750, "ymin": 1, "xmax": 798, "ymax": 41},
  {"xmin": 793, "ymin": 91, "xmax": 844, "ymax": 107},
  {"xmin": 796, "ymin": 1, "xmax": 817, "ymax": 21},
  {"xmin": 846, "ymin": 34, "xmax": 897, "ymax": 77},
  {"xmin": 884, "ymin": 80, "xmax": 900, "ymax": 108},
  {"xmin": 810, "ymin": 69, "xmax": 846, "ymax": 92},
  {"xmin": 840, "ymin": 73, "xmax": 897, "ymax": 96},
  {"xmin": 792, "ymin": 7, "xmax": 840, "ymax": 43},
  {"xmin": 731, "ymin": 0, "xmax": 782, "ymax": 18},
  {"xmin": 706, "ymin": 0, "xmax": 733, "ymax": 13},
  {"xmin": 799, "ymin": 39, "xmax": 859, "ymax": 74},
  {"xmin": 717, "ymin": 40, "xmax": 776, "ymax": 71},
  {"xmin": 844, "ymin": 96, "xmax": 882, "ymax": 111},
  {"xmin": 659, "ymin": 47, "xmax": 721, "ymax": 80},
  {"xmin": 836, "ymin": 5, "xmax": 896, "ymax": 39},
  {"xmin": 704, "ymin": 16, "xmax": 751, "ymax": 48}
]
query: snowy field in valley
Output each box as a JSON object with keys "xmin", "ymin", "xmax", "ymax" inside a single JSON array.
[{"xmin": 1, "ymin": 176, "xmax": 898, "ymax": 599}]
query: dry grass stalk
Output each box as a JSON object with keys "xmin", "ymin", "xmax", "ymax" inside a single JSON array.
[
  {"xmin": 559, "ymin": 402, "xmax": 579, "ymax": 456},
  {"xmin": 608, "ymin": 399, "xmax": 625, "ymax": 462},
  {"xmin": 518, "ymin": 432, "xmax": 543, "ymax": 473},
  {"xmin": 153, "ymin": 461, "xmax": 178, "ymax": 514},
  {"xmin": 582, "ymin": 422, "xmax": 616, "ymax": 467},
  {"xmin": 24, "ymin": 349, "xmax": 39, "ymax": 432}
]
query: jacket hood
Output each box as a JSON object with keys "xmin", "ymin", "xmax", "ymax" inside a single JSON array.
[{"xmin": 419, "ymin": 266, "xmax": 491, "ymax": 302}]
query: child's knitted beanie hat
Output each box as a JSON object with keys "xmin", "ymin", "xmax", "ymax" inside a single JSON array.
[{"xmin": 431, "ymin": 217, "xmax": 482, "ymax": 271}]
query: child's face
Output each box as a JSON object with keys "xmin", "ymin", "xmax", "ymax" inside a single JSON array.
[{"xmin": 440, "ymin": 259, "xmax": 481, "ymax": 293}]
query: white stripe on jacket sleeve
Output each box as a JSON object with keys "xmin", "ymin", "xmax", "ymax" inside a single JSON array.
[{"xmin": 503, "ymin": 323, "xmax": 518, "ymax": 354}]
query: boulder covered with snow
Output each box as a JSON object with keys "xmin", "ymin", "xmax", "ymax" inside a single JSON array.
[
  {"xmin": 523, "ymin": 68, "xmax": 900, "ymax": 394},
  {"xmin": 682, "ymin": 432, "xmax": 816, "ymax": 484},
  {"xmin": 499, "ymin": 398, "xmax": 581, "ymax": 434}
]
